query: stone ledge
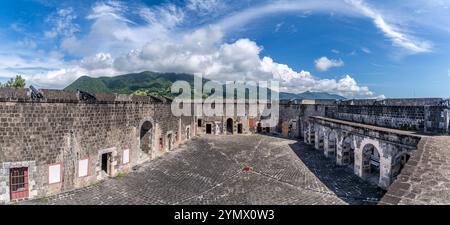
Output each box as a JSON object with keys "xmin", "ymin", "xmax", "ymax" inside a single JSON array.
[{"xmin": 0, "ymin": 88, "xmax": 171, "ymax": 104}]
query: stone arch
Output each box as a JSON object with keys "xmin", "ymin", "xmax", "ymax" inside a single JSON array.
[
  {"xmin": 361, "ymin": 143, "xmax": 381, "ymax": 185},
  {"xmin": 326, "ymin": 130, "xmax": 338, "ymax": 159},
  {"xmin": 226, "ymin": 118, "xmax": 234, "ymax": 134},
  {"xmin": 139, "ymin": 120, "xmax": 154, "ymax": 154}
]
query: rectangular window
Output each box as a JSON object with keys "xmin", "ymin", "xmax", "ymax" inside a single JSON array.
[
  {"xmin": 10, "ymin": 168, "xmax": 29, "ymax": 201},
  {"xmin": 48, "ymin": 164, "xmax": 61, "ymax": 184},
  {"xmin": 78, "ymin": 159, "xmax": 89, "ymax": 177},
  {"xmin": 123, "ymin": 149, "xmax": 130, "ymax": 164}
]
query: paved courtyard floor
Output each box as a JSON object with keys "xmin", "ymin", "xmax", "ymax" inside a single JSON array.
[{"xmin": 24, "ymin": 135, "xmax": 385, "ymax": 205}]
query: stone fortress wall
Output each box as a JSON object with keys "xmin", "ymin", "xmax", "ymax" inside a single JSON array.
[
  {"xmin": 0, "ymin": 88, "xmax": 195, "ymax": 203},
  {"xmin": 0, "ymin": 86, "xmax": 449, "ymax": 203}
]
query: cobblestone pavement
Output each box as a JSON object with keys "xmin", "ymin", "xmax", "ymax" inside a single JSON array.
[
  {"xmin": 381, "ymin": 136, "xmax": 450, "ymax": 205},
  {"xmin": 23, "ymin": 135, "xmax": 385, "ymax": 205}
]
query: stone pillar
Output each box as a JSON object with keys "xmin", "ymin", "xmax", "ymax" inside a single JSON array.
[
  {"xmin": 379, "ymin": 155, "xmax": 393, "ymax": 189},
  {"xmin": 323, "ymin": 134, "xmax": 330, "ymax": 157},
  {"xmin": 336, "ymin": 135, "xmax": 344, "ymax": 166},
  {"xmin": 304, "ymin": 125, "xmax": 310, "ymax": 144},
  {"xmin": 314, "ymin": 128, "xmax": 320, "ymax": 150},
  {"xmin": 445, "ymin": 109, "xmax": 449, "ymax": 134},
  {"xmin": 354, "ymin": 147, "xmax": 363, "ymax": 177}
]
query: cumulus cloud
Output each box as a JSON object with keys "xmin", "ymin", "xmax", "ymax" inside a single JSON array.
[
  {"xmin": 80, "ymin": 53, "xmax": 114, "ymax": 70},
  {"xmin": 314, "ymin": 57, "xmax": 344, "ymax": 72}
]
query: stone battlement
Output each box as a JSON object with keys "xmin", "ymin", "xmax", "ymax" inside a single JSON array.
[
  {"xmin": 0, "ymin": 88, "xmax": 171, "ymax": 104},
  {"xmin": 337, "ymin": 98, "xmax": 448, "ymax": 107}
]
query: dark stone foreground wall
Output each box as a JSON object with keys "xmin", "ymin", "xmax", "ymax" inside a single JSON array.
[{"xmin": 0, "ymin": 88, "xmax": 194, "ymax": 202}]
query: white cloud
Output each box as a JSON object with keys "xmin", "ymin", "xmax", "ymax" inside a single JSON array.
[
  {"xmin": 314, "ymin": 57, "xmax": 344, "ymax": 72},
  {"xmin": 44, "ymin": 7, "xmax": 79, "ymax": 39},
  {"xmin": 215, "ymin": 0, "xmax": 432, "ymax": 54},
  {"xmin": 331, "ymin": 49, "xmax": 340, "ymax": 54},
  {"xmin": 347, "ymin": 0, "xmax": 432, "ymax": 54},
  {"xmin": 80, "ymin": 53, "xmax": 114, "ymax": 70},
  {"xmin": 187, "ymin": 0, "xmax": 223, "ymax": 15},
  {"xmin": 274, "ymin": 22, "xmax": 284, "ymax": 32},
  {"xmin": 448, "ymin": 69, "xmax": 450, "ymax": 77},
  {"xmin": 361, "ymin": 47, "xmax": 371, "ymax": 54}
]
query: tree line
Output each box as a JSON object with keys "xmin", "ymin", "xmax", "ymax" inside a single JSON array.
[{"xmin": 0, "ymin": 75, "xmax": 26, "ymax": 88}]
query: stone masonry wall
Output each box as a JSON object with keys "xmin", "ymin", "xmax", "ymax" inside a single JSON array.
[
  {"xmin": 0, "ymin": 88, "xmax": 193, "ymax": 203},
  {"xmin": 330, "ymin": 106, "xmax": 448, "ymax": 133}
]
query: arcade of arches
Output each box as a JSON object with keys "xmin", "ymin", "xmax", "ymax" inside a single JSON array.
[{"xmin": 303, "ymin": 119, "xmax": 417, "ymax": 189}]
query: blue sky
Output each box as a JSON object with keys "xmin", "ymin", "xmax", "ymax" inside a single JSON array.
[{"xmin": 0, "ymin": 0, "xmax": 449, "ymax": 98}]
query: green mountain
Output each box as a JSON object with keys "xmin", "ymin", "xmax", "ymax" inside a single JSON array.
[
  {"xmin": 64, "ymin": 71, "xmax": 206, "ymax": 98},
  {"xmin": 279, "ymin": 91, "xmax": 346, "ymax": 100},
  {"xmin": 64, "ymin": 71, "xmax": 345, "ymax": 100}
]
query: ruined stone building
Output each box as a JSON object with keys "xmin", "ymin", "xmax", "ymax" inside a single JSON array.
[{"xmin": 0, "ymin": 87, "xmax": 449, "ymax": 203}]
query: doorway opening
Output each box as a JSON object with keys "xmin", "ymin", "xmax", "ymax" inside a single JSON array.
[
  {"xmin": 140, "ymin": 121, "xmax": 153, "ymax": 154},
  {"xmin": 206, "ymin": 124, "xmax": 212, "ymax": 134},
  {"xmin": 226, "ymin": 118, "xmax": 233, "ymax": 134},
  {"xmin": 238, "ymin": 124, "xmax": 243, "ymax": 134},
  {"xmin": 257, "ymin": 123, "xmax": 262, "ymax": 133},
  {"xmin": 101, "ymin": 152, "xmax": 112, "ymax": 176}
]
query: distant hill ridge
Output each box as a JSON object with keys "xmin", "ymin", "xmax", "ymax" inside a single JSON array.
[{"xmin": 64, "ymin": 71, "xmax": 346, "ymax": 100}]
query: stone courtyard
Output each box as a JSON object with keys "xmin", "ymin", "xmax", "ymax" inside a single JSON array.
[{"xmin": 22, "ymin": 135, "xmax": 385, "ymax": 205}]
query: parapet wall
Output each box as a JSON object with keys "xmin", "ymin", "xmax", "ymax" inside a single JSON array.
[
  {"xmin": 325, "ymin": 99, "xmax": 449, "ymax": 134},
  {"xmin": 0, "ymin": 88, "xmax": 170, "ymax": 104}
]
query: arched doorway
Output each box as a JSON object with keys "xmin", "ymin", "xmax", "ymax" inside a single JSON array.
[
  {"xmin": 362, "ymin": 144, "xmax": 381, "ymax": 185},
  {"xmin": 342, "ymin": 136, "xmax": 355, "ymax": 166},
  {"xmin": 226, "ymin": 118, "xmax": 233, "ymax": 134},
  {"xmin": 140, "ymin": 121, "xmax": 153, "ymax": 154},
  {"xmin": 327, "ymin": 131, "xmax": 337, "ymax": 159}
]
